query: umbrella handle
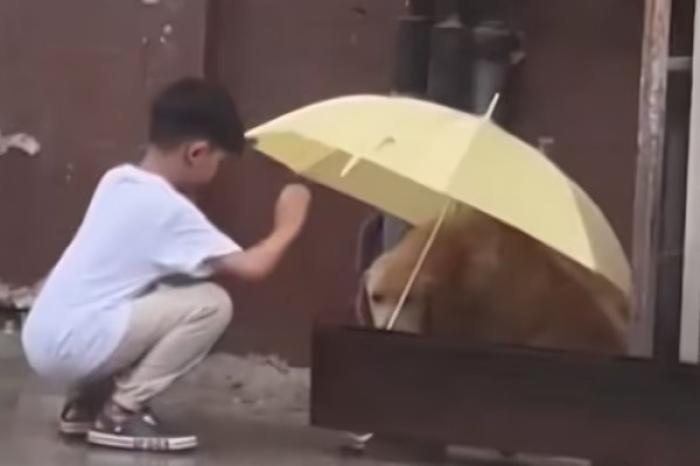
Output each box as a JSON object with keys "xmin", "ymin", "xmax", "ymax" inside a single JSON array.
[{"xmin": 386, "ymin": 201, "xmax": 452, "ymax": 330}]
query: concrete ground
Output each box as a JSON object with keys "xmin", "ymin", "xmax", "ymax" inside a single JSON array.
[{"xmin": 0, "ymin": 330, "xmax": 588, "ymax": 466}]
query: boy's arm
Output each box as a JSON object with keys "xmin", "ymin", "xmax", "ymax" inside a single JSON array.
[
  {"xmin": 210, "ymin": 227, "xmax": 296, "ymax": 281},
  {"xmin": 209, "ymin": 184, "xmax": 311, "ymax": 282}
]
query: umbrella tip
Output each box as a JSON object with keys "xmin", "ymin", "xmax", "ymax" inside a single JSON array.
[
  {"xmin": 484, "ymin": 93, "xmax": 501, "ymax": 120},
  {"xmin": 341, "ymin": 156, "xmax": 360, "ymax": 177}
]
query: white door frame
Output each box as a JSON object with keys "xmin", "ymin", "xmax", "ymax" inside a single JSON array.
[{"xmin": 679, "ymin": 0, "xmax": 700, "ymax": 364}]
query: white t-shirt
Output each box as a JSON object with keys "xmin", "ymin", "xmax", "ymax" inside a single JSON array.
[{"xmin": 22, "ymin": 164, "xmax": 240, "ymax": 382}]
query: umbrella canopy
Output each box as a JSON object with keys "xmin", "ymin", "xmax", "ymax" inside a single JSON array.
[{"xmin": 246, "ymin": 94, "xmax": 631, "ymax": 296}]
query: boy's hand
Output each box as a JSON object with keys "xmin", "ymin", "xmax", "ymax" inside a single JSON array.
[
  {"xmin": 274, "ymin": 184, "xmax": 311, "ymax": 238},
  {"xmin": 211, "ymin": 183, "xmax": 311, "ymax": 282}
]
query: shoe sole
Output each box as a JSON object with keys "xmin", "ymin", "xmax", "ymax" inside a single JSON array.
[
  {"xmin": 87, "ymin": 430, "xmax": 198, "ymax": 452},
  {"xmin": 59, "ymin": 420, "xmax": 92, "ymax": 436}
]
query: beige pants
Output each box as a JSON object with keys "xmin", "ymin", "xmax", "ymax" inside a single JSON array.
[{"xmin": 70, "ymin": 282, "xmax": 233, "ymax": 411}]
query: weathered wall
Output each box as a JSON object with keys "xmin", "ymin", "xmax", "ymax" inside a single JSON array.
[
  {"xmin": 507, "ymin": 0, "xmax": 643, "ymax": 253},
  {"xmin": 0, "ymin": 0, "xmax": 208, "ymax": 284}
]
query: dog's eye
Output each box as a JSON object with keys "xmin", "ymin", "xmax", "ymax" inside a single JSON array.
[{"xmin": 370, "ymin": 292, "xmax": 385, "ymax": 304}]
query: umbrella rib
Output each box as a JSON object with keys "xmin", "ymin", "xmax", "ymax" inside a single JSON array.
[
  {"xmin": 445, "ymin": 93, "xmax": 500, "ymax": 189},
  {"xmin": 387, "ymin": 200, "xmax": 452, "ymax": 330}
]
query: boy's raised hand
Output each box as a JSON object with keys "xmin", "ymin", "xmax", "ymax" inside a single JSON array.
[
  {"xmin": 274, "ymin": 184, "xmax": 312, "ymax": 238},
  {"xmin": 210, "ymin": 183, "xmax": 311, "ymax": 282}
]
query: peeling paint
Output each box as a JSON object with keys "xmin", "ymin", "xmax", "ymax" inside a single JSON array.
[
  {"xmin": 351, "ymin": 6, "xmax": 368, "ymax": 17},
  {"xmin": 0, "ymin": 278, "xmax": 43, "ymax": 310},
  {"xmin": 65, "ymin": 162, "xmax": 75, "ymax": 183},
  {"xmin": 0, "ymin": 131, "xmax": 40, "ymax": 157}
]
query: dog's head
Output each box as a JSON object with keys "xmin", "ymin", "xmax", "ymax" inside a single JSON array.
[
  {"xmin": 362, "ymin": 250, "xmax": 435, "ymax": 333},
  {"xmin": 359, "ymin": 209, "xmax": 502, "ymax": 334}
]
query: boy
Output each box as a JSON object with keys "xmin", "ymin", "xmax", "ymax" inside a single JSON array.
[{"xmin": 21, "ymin": 78, "xmax": 311, "ymax": 452}]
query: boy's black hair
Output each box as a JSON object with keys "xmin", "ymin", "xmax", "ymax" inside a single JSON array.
[{"xmin": 149, "ymin": 77, "xmax": 245, "ymax": 155}]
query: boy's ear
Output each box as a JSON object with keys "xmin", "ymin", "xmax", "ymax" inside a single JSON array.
[{"xmin": 185, "ymin": 140, "xmax": 211, "ymax": 163}]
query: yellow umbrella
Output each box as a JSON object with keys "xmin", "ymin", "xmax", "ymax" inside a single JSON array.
[{"xmin": 246, "ymin": 94, "xmax": 631, "ymax": 304}]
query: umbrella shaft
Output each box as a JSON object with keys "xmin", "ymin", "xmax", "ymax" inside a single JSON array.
[{"xmin": 387, "ymin": 201, "xmax": 452, "ymax": 330}]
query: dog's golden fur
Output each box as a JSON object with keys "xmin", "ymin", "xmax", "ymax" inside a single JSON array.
[{"xmin": 361, "ymin": 207, "xmax": 630, "ymax": 355}]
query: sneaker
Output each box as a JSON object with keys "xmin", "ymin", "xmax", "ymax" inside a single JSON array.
[
  {"xmin": 87, "ymin": 403, "xmax": 198, "ymax": 452},
  {"xmin": 59, "ymin": 400, "xmax": 99, "ymax": 436}
]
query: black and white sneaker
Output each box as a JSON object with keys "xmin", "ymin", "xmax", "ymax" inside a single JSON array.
[
  {"xmin": 59, "ymin": 400, "xmax": 99, "ymax": 436},
  {"xmin": 87, "ymin": 404, "xmax": 198, "ymax": 452}
]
